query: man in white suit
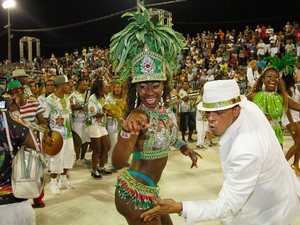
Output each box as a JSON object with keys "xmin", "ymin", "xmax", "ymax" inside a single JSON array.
[{"xmin": 141, "ymin": 80, "xmax": 300, "ymax": 225}]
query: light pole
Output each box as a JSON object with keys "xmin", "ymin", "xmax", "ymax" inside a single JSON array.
[
  {"xmin": 137, "ymin": 0, "xmax": 144, "ymax": 12},
  {"xmin": 2, "ymin": 0, "xmax": 16, "ymax": 63}
]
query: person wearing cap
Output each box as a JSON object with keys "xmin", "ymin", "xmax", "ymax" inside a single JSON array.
[
  {"xmin": 45, "ymin": 75, "xmax": 75, "ymax": 195},
  {"xmin": 141, "ymin": 79, "xmax": 300, "ymax": 225},
  {"xmin": 10, "ymin": 69, "xmax": 32, "ymax": 98},
  {"xmin": 6, "ymin": 79, "xmax": 51, "ymax": 208},
  {"xmin": 0, "ymin": 97, "xmax": 37, "ymax": 224},
  {"xmin": 6, "ymin": 80, "xmax": 49, "ymax": 135}
]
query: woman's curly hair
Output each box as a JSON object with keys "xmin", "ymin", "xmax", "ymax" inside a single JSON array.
[{"xmin": 251, "ymin": 67, "xmax": 289, "ymax": 113}]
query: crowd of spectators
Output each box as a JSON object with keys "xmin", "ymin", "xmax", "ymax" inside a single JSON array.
[{"xmin": 1, "ymin": 20, "xmax": 300, "ymax": 96}]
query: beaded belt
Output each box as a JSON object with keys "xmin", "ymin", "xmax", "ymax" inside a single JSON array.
[{"xmin": 115, "ymin": 170, "xmax": 160, "ymax": 210}]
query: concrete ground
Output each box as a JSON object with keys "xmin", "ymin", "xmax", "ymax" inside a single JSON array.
[{"xmin": 34, "ymin": 134, "xmax": 300, "ymax": 225}]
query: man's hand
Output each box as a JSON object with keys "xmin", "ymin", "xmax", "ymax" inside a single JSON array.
[{"xmin": 140, "ymin": 199, "xmax": 182, "ymax": 222}]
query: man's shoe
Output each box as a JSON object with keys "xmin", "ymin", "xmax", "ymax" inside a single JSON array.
[
  {"xmin": 50, "ymin": 181, "xmax": 61, "ymax": 195},
  {"xmin": 97, "ymin": 168, "xmax": 112, "ymax": 175},
  {"xmin": 74, "ymin": 159, "xmax": 84, "ymax": 167},
  {"xmin": 196, "ymin": 145, "xmax": 206, "ymax": 149},
  {"xmin": 32, "ymin": 201, "xmax": 45, "ymax": 208},
  {"xmin": 91, "ymin": 170, "xmax": 103, "ymax": 179},
  {"xmin": 58, "ymin": 178, "xmax": 75, "ymax": 189}
]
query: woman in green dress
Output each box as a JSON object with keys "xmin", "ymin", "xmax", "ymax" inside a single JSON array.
[{"xmin": 246, "ymin": 58, "xmax": 300, "ymax": 148}]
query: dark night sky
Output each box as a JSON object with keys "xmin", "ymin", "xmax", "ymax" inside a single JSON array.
[{"xmin": 0, "ymin": 0, "xmax": 299, "ymax": 62}]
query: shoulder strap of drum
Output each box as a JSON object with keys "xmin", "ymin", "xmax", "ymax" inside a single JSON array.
[
  {"xmin": 2, "ymin": 111, "xmax": 40, "ymax": 158},
  {"xmin": 2, "ymin": 111, "xmax": 15, "ymax": 158}
]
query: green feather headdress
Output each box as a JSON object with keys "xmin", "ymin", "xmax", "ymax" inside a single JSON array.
[
  {"xmin": 264, "ymin": 51, "xmax": 297, "ymax": 77},
  {"xmin": 109, "ymin": 4, "xmax": 186, "ymax": 83}
]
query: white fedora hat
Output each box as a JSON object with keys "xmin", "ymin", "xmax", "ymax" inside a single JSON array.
[
  {"xmin": 9, "ymin": 69, "xmax": 29, "ymax": 80},
  {"xmin": 197, "ymin": 79, "xmax": 247, "ymax": 111}
]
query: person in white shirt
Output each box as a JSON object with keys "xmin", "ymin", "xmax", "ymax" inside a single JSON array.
[
  {"xmin": 246, "ymin": 60, "xmax": 259, "ymax": 91},
  {"xmin": 256, "ymin": 38, "xmax": 266, "ymax": 57},
  {"xmin": 141, "ymin": 80, "xmax": 300, "ymax": 225}
]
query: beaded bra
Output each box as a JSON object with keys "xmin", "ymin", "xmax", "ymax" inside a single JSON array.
[
  {"xmin": 253, "ymin": 91, "xmax": 284, "ymax": 144},
  {"xmin": 132, "ymin": 104, "xmax": 177, "ymax": 160},
  {"xmin": 253, "ymin": 91, "xmax": 283, "ymax": 120}
]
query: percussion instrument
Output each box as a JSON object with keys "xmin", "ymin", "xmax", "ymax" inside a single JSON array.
[
  {"xmin": 42, "ymin": 130, "xmax": 63, "ymax": 156},
  {"xmin": 103, "ymin": 104, "xmax": 123, "ymax": 119},
  {"xmin": 188, "ymin": 90, "xmax": 199, "ymax": 101},
  {"xmin": 167, "ymin": 96, "xmax": 181, "ymax": 105}
]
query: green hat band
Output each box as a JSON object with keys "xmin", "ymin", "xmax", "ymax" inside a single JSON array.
[
  {"xmin": 203, "ymin": 96, "xmax": 242, "ymax": 109},
  {"xmin": 131, "ymin": 47, "xmax": 166, "ymax": 83}
]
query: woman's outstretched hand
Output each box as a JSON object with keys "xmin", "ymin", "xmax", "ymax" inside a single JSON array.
[
  {"xmin": 119, "ymin": 118, "xmax": 150, "ymax": 135},
  {"xmin": 180, "ymin": 145, "xmax": 202, "ymax": 168}
]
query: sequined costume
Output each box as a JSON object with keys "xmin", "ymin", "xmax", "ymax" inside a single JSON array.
[
  {"xmin": 253, "ymin": 91, "xmax": 284, "ymax": 144},
  {"xmin": 116, "ymin": 170, "xmax": 159, "ymax": 210},
  {"xmin": 115, "ymin": 105, "xmax": 178, "ymax": 210}
]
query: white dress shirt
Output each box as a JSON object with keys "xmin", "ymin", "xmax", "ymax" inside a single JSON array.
[{"xmin": 182, "ymin": 100, "xmax": 300, "ymax": 225}]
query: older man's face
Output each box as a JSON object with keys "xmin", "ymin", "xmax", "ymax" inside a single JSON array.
[
  {"xmin": 8, "ymin": 88, "xmax": 24, "ymax": 105},
  {"xmin": 205, "ymin": 106, "xmax": 240, "ymax": 136}
]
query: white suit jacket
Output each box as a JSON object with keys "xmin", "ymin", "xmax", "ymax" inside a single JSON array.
[{"xmin": 182, "ymin": 100, "xmax": 300, "ymax": 225}]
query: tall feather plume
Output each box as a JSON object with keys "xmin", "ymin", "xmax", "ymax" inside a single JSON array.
[
  {"xmin": 109, "ymin": 4, "xmax": 186, "ymax": 83},
  {"xmin": 264, "ymin": 51, "xmax": 297, "ymax": 77}
]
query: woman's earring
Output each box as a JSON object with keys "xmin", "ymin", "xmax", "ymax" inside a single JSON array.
[
  {"xmin": 159, "ymin": 97, "xmax": 164, "ymax": 109},
  {"xmin": 134, "ymin": 92, "xmax": 138, "ymax": 108},
  {"xmin": 159, "ymin": 90, "xmax": 164, "ymax": 108}
]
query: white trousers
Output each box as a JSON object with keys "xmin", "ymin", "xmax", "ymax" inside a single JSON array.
[
  {"xmin": 196, "ymin": 120, "xmax": 208, "ymax": 146},
  {"xmin": 107, "ymin": 132, "xmax": 118, "ymax": 167},
  {"xmin": 49, "ymin": 138, "xmax": 75, "ymax": 173},
  {"xmin": 0, "ymin": 200, "xmax": 35, "ymax": 225}
]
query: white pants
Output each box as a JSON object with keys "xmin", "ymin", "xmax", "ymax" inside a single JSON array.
[
  {"xmin": 49, "ymin": 138, "xmax": 75, "ymax": 174},
  {"xmin": 107, "ymin": 132, "xmax": 118, "ymax": 167},
  {"xmin": 196, "ymin": 120, "xmax": 208, "ymax": 146},
  {"xmin": 0, "ymin": 200, "xmax": 35, "ymax": 225}
]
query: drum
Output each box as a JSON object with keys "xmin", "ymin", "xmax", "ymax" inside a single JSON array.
[{"xmin": 42, "ymin": 131, "xmax": 63, "ymax": 156}]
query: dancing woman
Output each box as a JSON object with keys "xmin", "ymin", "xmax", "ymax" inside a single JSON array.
[
  {"xmin": 110, "ymin": 6, "xmax": 201, "ymax": 225},
  {"xmin": 246, "ymin": 52, "xmax": 300, "ymax": 148}
]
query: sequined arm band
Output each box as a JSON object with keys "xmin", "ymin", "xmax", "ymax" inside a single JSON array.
[
  {"xmin": 120, "ymin": 130, "xmax": 131, "ymax": 139},
  {"xmin": 173, "ymin": 139, "xmax": 187, "ymax": 150}
]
